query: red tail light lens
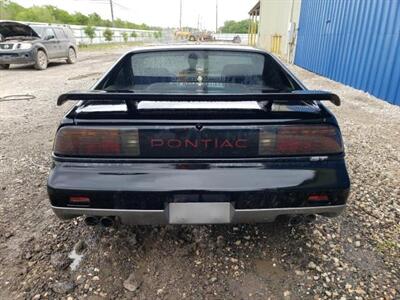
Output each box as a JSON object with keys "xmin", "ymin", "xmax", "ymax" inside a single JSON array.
[
  {"xmin": 259, "ymin": 125, "xmax": 343, "ymax": 156},
  {"xmin": 69, "ymin": 196, "xmax": 91, "ymax": 204},
  {"xmin": 54, "ymin": 127, "xmax": 139, "ymax": 157},
  {"xmin": 308, "ymin": 194, "xmax": 329, "ymax": 202}
]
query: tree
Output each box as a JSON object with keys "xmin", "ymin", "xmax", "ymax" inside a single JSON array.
[
  {"xmin": 103, "ymin": 28, "xmax": 113, "ymax": 42},
  {"xmin": 1, "ymin": 1, "xmax": 154, "ymax": 31},
  {"xmin": 73, "ymin": 12, "xmax": 89, "ymax": 25},
  {"xmin": 84, "ymin": 25, "xmax": 96, "ymax": 43},
  {"xmin": 219, "ymin": 20, "xmax": 249, "ymax": 34},
  {"xmin": 130, "ymin": 31, "xmax": 137, "ymax": 38},
  {"xmin": 87, "ymin": 13, "xmax": 102, "ymax": 26},
  {"xmin": 122, "ymin": 32, "xmax": 129, "ymax": 43}
]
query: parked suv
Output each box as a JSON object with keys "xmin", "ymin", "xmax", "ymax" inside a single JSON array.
[{"xmin": 0, "ymin": 21, "xmax": 77, "ymax": 70}]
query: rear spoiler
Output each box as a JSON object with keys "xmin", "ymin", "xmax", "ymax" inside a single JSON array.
[{"xmin": 57, "ymin": 90, "xmax": 340, "ymax": 107}]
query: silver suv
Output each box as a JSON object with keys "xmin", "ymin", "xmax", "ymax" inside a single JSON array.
[{"xmin": 0, "ymin": 21, "xmax": 77, "ymax": 70}]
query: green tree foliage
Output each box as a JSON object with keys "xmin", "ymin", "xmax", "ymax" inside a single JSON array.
[
  {"xmin": 103, "ymin": 28, "xmax": 113, "ymax": 42},
  {"xmin": 73, "ymin": 12, "xmax": 89, "ymax": 25},
  {"xmin": 130, "ymin": 31, "xmax": 138, "ymax": 38},
  {"xmin": 122, "ymin": 32, "xmax": 129, "ymax": 43},
  {"xmin": 219, "ymin": 20, "xmax": 250, "ymax": 34},
  {"xmin": 84, "ymin": 25, "xmax": 96, "ymax": 43},
  {"xmin": 0, "ymin": 0, "xmax": 152, "ymax": 30}
]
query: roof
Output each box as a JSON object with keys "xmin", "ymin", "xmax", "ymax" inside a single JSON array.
[{"xmin": 248, "ymin": 1, "xmax": 260, "ymax": 15}]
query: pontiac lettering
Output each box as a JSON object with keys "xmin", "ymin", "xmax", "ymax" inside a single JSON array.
[{"xmin": 150, "ymin": 138, "xmax": 248, "ymax": 149}]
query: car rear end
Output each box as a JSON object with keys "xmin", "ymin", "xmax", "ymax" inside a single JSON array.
[{"xmin": 47, "ymin": 46, "xmax": 350, "ymax": 225}]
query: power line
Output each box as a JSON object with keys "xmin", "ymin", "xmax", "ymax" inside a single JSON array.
[
  {"xmin": 113, "ymin": 2, "xmax": 129, "ymax": 10},
  {"xmin": 73, "ymin": 0, "xmax": 130, "ymax": 25}
]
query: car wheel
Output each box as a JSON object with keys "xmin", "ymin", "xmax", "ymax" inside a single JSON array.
[
  {"xmin": 66, "ymin": 47, "xmax": 77, "ymax": 64},
  {"xmin": 34, "ymin": 50, "xmax": 48, "ymax": 70},
  {"xmin": 0, "ymin": 64, "xmax": 10, "ymax": 69}
]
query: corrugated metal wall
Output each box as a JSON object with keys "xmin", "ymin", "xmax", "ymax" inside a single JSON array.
[{"xmin": 294, "ymin": 0, "xmax": 400, "ymax": 106}]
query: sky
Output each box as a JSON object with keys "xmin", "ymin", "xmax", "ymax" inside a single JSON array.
[{"xmin": 13, "ymin": 0, "xmax": 258, "ymax": 30}]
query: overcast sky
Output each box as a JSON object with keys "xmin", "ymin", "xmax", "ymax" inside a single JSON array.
[{"xmin": 13, "ymin": 0, "xmax": 257, "ymax": 30}]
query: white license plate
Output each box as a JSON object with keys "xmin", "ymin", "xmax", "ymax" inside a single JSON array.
[{"xmin": 168, "ymin": 202, "xmax": 233, "ymax": 224}]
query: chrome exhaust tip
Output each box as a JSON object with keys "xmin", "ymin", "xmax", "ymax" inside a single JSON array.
[
  {"xmin": 84, "ymin": 216, "xmax": 99, "ymax": 226},
  {"xmin": 100, "ymin": 216, "xmax": 115, "ymax": 228}
]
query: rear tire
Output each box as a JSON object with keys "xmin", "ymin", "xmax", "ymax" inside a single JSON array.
[
  {"xmin": 0, "ymin": 64, "xmax": 10, "ymax": 69},
  {"xmin": 34, "ymin": 50, "xmax": 48, "ymax": 70},
  {"xmin": 66, "ymin": 47, "xmax": 77, "ymax": 64}
]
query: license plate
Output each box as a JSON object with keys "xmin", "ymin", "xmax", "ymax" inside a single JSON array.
[{"xmin": 168, "ymin": 202, "xmax": 233, "ymax": 224}]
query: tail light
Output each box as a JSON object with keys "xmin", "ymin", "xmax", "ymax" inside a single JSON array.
[
  {"xmin": 259, "ymin": 125, "xmax": 343, "ymax": 156},
  {"xmin": 54, "ymin": 127, "xmax": 139, "ymax": 157},
  {"xmin": 54, "ymin": 125, "xmax": 342, "ymax": 158},
  {"xmin": 308, "ymin": 194, "xmax": 329, "ymax": 202},
  {"xmin": 69, "ymin": 196, "xmax": 90, "ymax": 204}
]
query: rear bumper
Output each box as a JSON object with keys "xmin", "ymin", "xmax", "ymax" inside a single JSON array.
[
  {"xmin": 51, "ymin": 204, "xmax": 346, "ymax": 225},
  {"xmin": 48, "ymin": 159, "xmax": 350, "ymax": 224}
]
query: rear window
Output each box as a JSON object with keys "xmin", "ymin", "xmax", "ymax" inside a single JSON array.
[{"xmin": 101, "ymin": 50, "xmax": 299, "ymax": 93}]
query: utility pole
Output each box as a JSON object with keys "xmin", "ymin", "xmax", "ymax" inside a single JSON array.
[
  {"xmin": 179, "ymin": 0, "xmax": 183, "ymax": 30},
  {"xmin": 215, "ymin": 0, "xmax": 218, "ymax": 33},
  {"xmin": 109, "ymin": 0, "xmax": 115, "ymax": 27}
]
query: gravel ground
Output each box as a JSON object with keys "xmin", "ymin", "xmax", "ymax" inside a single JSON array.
[{"xmin": 0, "ymin": 47, "xmax": 399, "ymax": 300}]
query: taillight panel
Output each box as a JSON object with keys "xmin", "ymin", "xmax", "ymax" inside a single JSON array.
[
  {"xmin": 259, "ymin": 125, "xmax": 343, "ymax": 156},
  {"xmin": 53, "ymin": 124, "xmax": 343, "ymax": 158},
  {"xmin": 54, "ymin": 127, "xmax": 140, "ymax": 157}
]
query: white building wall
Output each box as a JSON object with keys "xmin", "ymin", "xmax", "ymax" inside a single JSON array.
[{"xmin": 257, "ymin": 0, "xmax": 301, "ymax": 61}]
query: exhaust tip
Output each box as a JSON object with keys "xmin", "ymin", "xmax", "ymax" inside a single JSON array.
[
  {"xmin": 84, "ymin": 216, "xmax": 99, "ymax": 226},
  {"xmin": 100, "ymin": 217, "xmax": 115, "ymax": 228}
]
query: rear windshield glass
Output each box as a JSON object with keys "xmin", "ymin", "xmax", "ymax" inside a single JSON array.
[{"xmin": 101, "ymin": 50, "xmax": 299, "ymax": 93}]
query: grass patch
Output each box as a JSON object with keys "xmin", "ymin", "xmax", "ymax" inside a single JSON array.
[
  {"xmin": 375, "ymin": 225, "xmax": 400, "ymax": 253},
  {"xmin": 78, "ymin": 41, "xmax": 144, "ymax": 51},
  {"xmin": 376, "ymin": 239, "xmax": 399, "ymax": 252}
]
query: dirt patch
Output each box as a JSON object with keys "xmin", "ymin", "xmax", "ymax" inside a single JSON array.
[{"xmin": 68, "ymin": 72, "xmax": 103, "ymax": 81}]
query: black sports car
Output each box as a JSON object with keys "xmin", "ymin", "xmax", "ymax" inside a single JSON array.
[{"xmin": 48, "ymin": 45, "xmax": 350, "ymax": 226}]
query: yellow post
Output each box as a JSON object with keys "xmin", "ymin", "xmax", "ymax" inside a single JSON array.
[
  {"xmin": 271, "ymin": 34, "xmax": 282, "ymax": 55},
  {"xmin": 248, "ymin": 16, "xmax": 251, "ymax": 46},
  {"xmin": 254, "ymin": 14, "xmax": 258, "ymax": 46},
  {"xmin": 250, "ymin": 14, "xmax": 254, "ymax": 46},
  {"xmin": 251, "ymin": 14, "xmax": 256, "ymax": 46}
]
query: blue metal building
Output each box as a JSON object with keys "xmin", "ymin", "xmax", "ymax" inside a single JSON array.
[{"xmin": 294, "ymin": 0, "xmax": 400, "ymax": 106}]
